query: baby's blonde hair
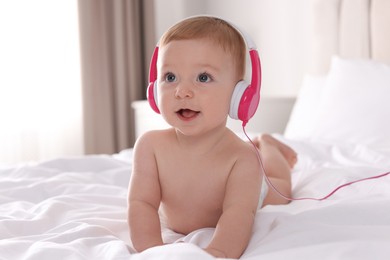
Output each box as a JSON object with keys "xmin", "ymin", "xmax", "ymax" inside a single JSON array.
[{"xmin": 159, "ymin": 16, "xmax": 246, "ymax": 79}]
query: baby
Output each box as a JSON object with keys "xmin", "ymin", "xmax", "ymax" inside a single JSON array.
[{"xmin": 128, "ymin": 16, "xmax": 296, "ymax": 258}]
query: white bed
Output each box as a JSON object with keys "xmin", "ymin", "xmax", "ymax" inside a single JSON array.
[{"xmin": 1, "ymin": 0, "xmax": 390, "ymax": 259}]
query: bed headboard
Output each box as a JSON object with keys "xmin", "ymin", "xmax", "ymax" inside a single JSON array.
[
  {"xmin": 309, "ymin": 0, "xmax": 390, "ymax": 75},
  {"xmin": 231, "ymin": 0, "xmax": 390, "ymax": 134}
]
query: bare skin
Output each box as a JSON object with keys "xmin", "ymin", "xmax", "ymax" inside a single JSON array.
[
  {"xmin": 127, "ymin": 37, "xmax": 297, "ymax": 259},
  {"xmin": 252, "ymin": 134, "xmax": 297, "ymax": 169},
  {"xmin": 253, "ymin": 134, "xmax": 297, "ymax": 205},
  {"xmin": 128, "ymin": 131, "xmax": 297, "ymax": 258},
  {"xmin": 129, "ymin": 126, "xmax": 262, "ymax": 258}
]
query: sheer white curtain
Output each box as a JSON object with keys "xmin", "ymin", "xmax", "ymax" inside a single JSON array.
[{"xmin": 0, "ymin": 0, "xmax": 83, "ymax": 164}]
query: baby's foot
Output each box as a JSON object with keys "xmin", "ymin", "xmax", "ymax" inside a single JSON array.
[{"xmin": 253, "ymin": 134, "xmax": 298, "ymax": 168}]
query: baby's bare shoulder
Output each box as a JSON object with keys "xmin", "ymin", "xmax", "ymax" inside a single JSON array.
[
  {"xmin": 225, "ymin": 131, "xmax": 258, "ymax": 160},
  {"xmin": 135, "ymin": 129, "xmax": 175, "ymax": 147}
]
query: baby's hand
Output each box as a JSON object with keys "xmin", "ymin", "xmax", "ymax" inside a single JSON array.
[{"xmin": 204, "ymin": 247, "xmax": 227, "ymax": 258}]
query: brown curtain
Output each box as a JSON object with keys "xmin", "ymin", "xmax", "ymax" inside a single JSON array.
[{"xmin": 77, "ymin": 0, "xmax": 155, "ymax": 155}]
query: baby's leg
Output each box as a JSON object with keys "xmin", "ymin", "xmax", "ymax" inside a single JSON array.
[{"xmin": 253, "ymin": 134, "xmax": 297, "ymax": 206}]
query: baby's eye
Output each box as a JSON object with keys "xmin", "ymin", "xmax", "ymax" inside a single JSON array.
[
  {"xmin": 165, "ymin": 73, "xmax": 176, "ymax": 82},
  {"xmin": 198, "ymin": 73, "xmax": 212, "ymax": 83}
]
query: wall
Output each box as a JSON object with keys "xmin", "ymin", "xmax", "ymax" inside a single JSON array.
[{"xmin": 152, "ymin": 0, "xmax": 313, "ymax": 97}]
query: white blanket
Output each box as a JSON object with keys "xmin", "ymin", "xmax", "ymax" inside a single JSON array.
[{"xmin": 1, "ymin": 136, "xmax": 390, "ymax": 260}]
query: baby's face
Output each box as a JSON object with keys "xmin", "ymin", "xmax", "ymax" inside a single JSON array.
[{"xmin": 157, "ymin": 39, "xmax": 238, "ymax": 136}]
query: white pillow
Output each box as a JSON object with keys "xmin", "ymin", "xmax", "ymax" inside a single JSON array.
[
  {"xmin": 284, "ymin": 74, "xmax": 326, "ymax": 139},
  {"xmin": 309, "ymin": 56, "xmax": 390, "ymax": 150}
]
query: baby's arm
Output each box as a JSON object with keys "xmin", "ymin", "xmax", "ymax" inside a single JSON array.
[
  {"xmin": 205, "ymin": 147, "xmax": 262, "ymax": 258},
  {"xmin": 128, "ymin": 132, "xmax": 163, "ymax": 251}
]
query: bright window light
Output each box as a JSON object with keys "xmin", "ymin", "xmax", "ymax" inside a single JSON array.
[{"xmin": 0, "ymin": 0, "xmax": 84, "ymax": 164}]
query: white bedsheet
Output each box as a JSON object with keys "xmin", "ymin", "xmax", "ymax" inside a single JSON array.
[{"xmin": 1, "ymin": 135, "xmax": 390, "ymax": 260}]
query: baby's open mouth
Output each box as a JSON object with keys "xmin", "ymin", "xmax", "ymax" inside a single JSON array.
[{"xmin": 176, "ymin": 109, "xmax": 200, "ymax": 119}]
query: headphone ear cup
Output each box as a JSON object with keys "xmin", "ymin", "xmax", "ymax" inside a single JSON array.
[
  {"xmin": 239, "ymin": 85, "xmax": 260, "ymax": 123},
  {"xmin": 147, "ymin": 81, "xmax": 160, "ymax": 114},
  {"xmin": 229, "ymin": 80, "xmax": 249, "ymax": 120}
]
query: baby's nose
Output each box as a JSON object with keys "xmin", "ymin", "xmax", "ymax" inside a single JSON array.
[{"xmin": 175, "ymin": 83, "xmax": 194, "ymax": 99}]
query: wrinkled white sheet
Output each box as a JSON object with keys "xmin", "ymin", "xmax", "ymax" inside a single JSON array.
[{"xmin": 1, "ymin": 136, "xmax": 390, "ymax": 260}]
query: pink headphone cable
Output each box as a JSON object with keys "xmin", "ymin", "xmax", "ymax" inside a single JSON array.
[{"xmin": 242, "ymin": 125, "xmax": 390, "ymax": 201}]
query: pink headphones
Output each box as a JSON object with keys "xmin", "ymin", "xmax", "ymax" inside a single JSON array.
[{"xmin": 147, "ymin": 16, "xmax": 261, "ymax": 126}]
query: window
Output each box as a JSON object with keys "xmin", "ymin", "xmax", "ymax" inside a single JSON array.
[{"xmin": 0, "ymin": 0, "xmax": 83, "ymax": 164}]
